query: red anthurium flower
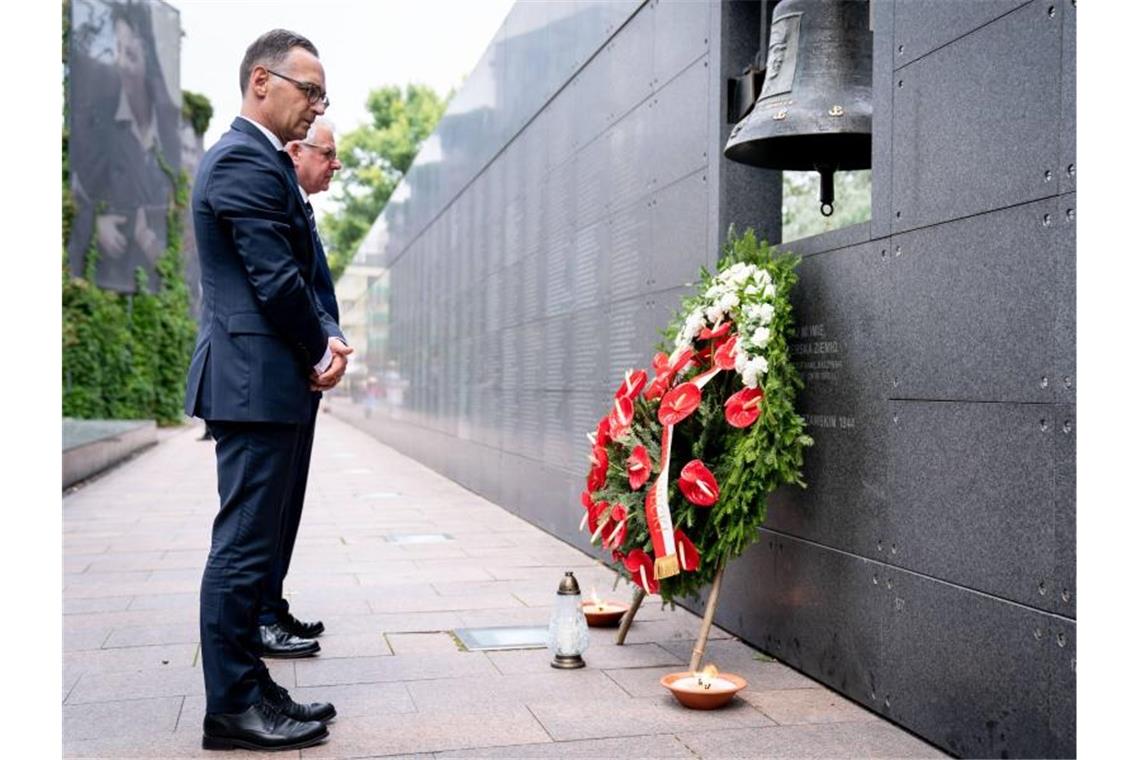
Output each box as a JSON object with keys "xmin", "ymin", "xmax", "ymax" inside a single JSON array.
[
  {"xmin": 611, "ymin": 548, "xmax": 626, "ymax": 565},
  {"xmin": 652, "ymin": 351, "xmax": 671, "ymax": 375},
  {"xmin": 608, "ymin": 398, "xmax": 634, "ymax": 440},
  {"xmin": 586, "ymin": 444, "xmax": 608, "ymax": 491},
  {"xmin": 725, "ymin": 387, "xmax": 765, "ymax": 428},
  {"xmin": 588, "ymin": 499, "xmax": 608, "ymax": 536},
  {"xmin": 603, "ymin": 504, "xmax": 628, "ymax": 548},
  {"xmin": 699, "ymin": 320, "xmax": 732, "ymax": 341},
  {"xmin": 669, "ymin": 347, "xmax": 695, "ymax": 375},
  {"xmin": 679, "ymin": 459, "xmax": 719, "ymax": 506},
  {"xmin": 614, "ymin": 369, "xmax": 648, "ymax": 401},
  {"xmin": 626, "ymin": 445, "xmax": 651, "ymax": 490},
  {"xmin": 579, "ymin": 490, "xmax": 594, "ymax": 531},
  {"xmin": 594, "ymin": 415, "xmax": 612, "ymax": 448},
  {"xmin": 659, "ymin": 382, "xmax": 701, "ymax": 426},
  {"xmin": 713, "ymin": 335, "xmax": 738, "ymax": 370},
  {"xmin": 644, "ymin": 375, "xmax": 669, "ymax": 401},
  {"xmin": 674, "ymin": 528, "xmax": 701, "ymax": 572},
  {"xmin": 624, "ymin": 549, "xmax": 659, "ymax": 594}
]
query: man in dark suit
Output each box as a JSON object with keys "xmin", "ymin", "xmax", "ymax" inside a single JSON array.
[
  {"xmin": 256, "ymin": 116, "xmax": 344, "ymax": 654},
  {"xmin": 184, "ymin": 29, "xmax": 352, "ymax": 752}
]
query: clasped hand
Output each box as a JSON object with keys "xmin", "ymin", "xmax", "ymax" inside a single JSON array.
[{"xmin": 310, "ymin": 338, "xmax": 353, "ymax": 391}]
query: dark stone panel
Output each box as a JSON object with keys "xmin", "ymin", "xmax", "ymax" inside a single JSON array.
[
  {"xmin": 607, "ymin": 294, "xmax": 647, "ymax": 381},
  {"xmin": 607, "ymin": 100, "xmax": 654, "ymax": 214},
  {"xmin": 892, "ymin": 0, "xmax": 1029, "ymax": 69},
  {"xmin": 889, "ymin": 198, "xmax": 1061, "ymax": 403},
  {"xmin": 606, "ymin": 5, "xmax": 653, "ymax": 125},
  {"xmin": 1054, "ymin": 193, "xmax": 1076, "ymax": 403},
  {"xmin": 718, "ymin": 1, "xmax": 782, "ymax": 248},
  {"xmin": 778, "ymin": 222, "xmax": 871, "ymax": 259},
  {"xmin": 719, "ymin": 533, "xmax": 885, "ymax": 707},
  {"xmin": 1059, "ymin": 0, "xmax": 1075, "ymax": 195},
  {"xmin": 652, "ymin": 0, "xmax": 710, "ymax": 90},
  {"xmin": 649, "ymin": 56, "xmax": 710, "ymax": 193},
  {"xmin": 650, "ymin": 170, "xmax": 711, "ymax": 292},
  {"xmin": 1049, "ymin": 617, "xmax": 1076, "ymax": 757},
  {"xmin": 886, "ymin": 401, "xmax": 1056, "ymax": 609},
  {"xmin": 569, "ymin": 307, "xmax": 610, "ymax": 392},
  {"xmin": 891, "ymin": 0, "xmax": 1061, "ymax": 233},
  {"xmin": 1052, "ymin": 403, "xmax": 1075, "ymax": 618},
  {"xmin": 879, "ymin": 567, "xmax": 1055, "ymax": 759},
  {"xmin": 575, "ymin": 134, "xmax": 610, "ymax": 229},
  {"xmin": 870, "ymin": 0, "xmax": 894, "ymax": 242},
  {"xmin": 766, "ymin": 243, "xmax": 888, "ymax": 558}
]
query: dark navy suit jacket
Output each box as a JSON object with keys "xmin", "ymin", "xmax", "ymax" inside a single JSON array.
[{"xmin": 184, "ymin": 117, "xmax": 343, "ymax": 424}]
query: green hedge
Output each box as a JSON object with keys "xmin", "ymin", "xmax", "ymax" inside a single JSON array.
[
  {"xmin": 62, "ymin": 0, "xmax": 200, "ymax": 426},
  {"xmin": 62, "ymin": 161, "xmax": 197, "ymax": 426}
]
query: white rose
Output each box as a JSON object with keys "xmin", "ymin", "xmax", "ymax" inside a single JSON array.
[
  {"xmin": 751, "ymin": 326, "xmax": 771, "ymax": 348},
  {"xmin": 758, "ymin": 303, "xmax": 775, "ymax": 325},
  {"xmin": 742, "ymin": 366, "xmax": 759, "ymax": 388},
  {"xmin": 763, "ymin": 283, "xmax": 776, "ymax": 299},
  {"xmin": 734, "ymin": 350, "xmax": 748, "ymax": 373},
  {"xmin": 756, "ymin": 269, "xmax": 772, "ymax": 286}
]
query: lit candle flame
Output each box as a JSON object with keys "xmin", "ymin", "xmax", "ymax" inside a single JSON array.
[
  {"xmin": 590, "ymin": 589, "xmax": 602, "ymax": 609},
  {"xmin": 696, "ymin": 664, "xmax": 720, "ymax": 690}
]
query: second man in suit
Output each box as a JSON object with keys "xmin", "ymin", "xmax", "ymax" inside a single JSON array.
[{"xmin": 257, "ymin": 116, "xmax": 345, "ymax": 656}]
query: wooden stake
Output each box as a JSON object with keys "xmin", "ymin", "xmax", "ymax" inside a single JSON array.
[
  {"xmin": 689, "ymin": 561, "xmax": 727, "ymax": 672},
  {"xmin": 614, "ymin": 586, "xmax": 646, "ymax": 645}
]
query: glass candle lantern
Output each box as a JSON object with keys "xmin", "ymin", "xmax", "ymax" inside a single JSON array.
[{"xmin": 547, "ymin": 571, "xmax": 589, "ymax": 668}]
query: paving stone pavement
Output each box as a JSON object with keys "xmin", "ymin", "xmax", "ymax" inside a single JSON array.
[{"xmin": 63, "ymin": 415, "xmax": 945, "ymax": 759}]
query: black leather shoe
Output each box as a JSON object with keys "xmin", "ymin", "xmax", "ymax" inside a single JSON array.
[
  {"xmin": 258, "ymin": 623, "xmax": 320, "ymax": 658},
  {"xmin": 279, "ymin": 611, "xmax": 325, "ymax": 638},
  {"xmin": 264, "ymin": 680, "xmax": 336, "ymax": 724},
  {"xmin": 202, "ymin": 699, "xmax": 327, "ymax": 751}
]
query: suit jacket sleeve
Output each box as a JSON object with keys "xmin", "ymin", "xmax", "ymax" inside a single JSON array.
[{"xmin": 206, "ymin": 148, "xmax": 328, "ymax": 364}]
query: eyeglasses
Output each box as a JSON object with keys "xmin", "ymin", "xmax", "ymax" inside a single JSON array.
[
  {"xmin": 266, "ymin": 69, "xmax": 330, "ymax": 108},
  {"xmin": 302, "ymin": 142, "xmax": 338, "ymax": 162}
]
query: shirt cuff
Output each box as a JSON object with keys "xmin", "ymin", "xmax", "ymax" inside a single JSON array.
[{"xmin": 313, "ymin": 345, "xmax": 333, "ymax": 374}]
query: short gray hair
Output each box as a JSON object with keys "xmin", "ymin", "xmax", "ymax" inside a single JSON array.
[
  {"xmin": 304, "ymin": 116, "xmax": 335, "ymax": 143},
  {"xmin": 239, "ymin": 29, "xmax": 319, "ymax": 96}
]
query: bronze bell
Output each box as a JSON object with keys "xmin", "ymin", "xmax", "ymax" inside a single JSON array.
[{"xmin": 725, "ymin": 0, "xmax": 873, "ymax": 216}]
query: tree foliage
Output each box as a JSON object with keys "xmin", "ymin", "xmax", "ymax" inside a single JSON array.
[
  {"xmin": 320, "ymin": 84, "xmax": 448, "ymax": 281},
  {"xmin": 181, "ymin": 90, "xmax": 214, "ymax": 137}
]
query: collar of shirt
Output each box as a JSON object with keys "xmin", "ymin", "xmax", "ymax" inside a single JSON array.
[
  {"xmin": 114, "ymin": 85, "xmax": 158, "ymax": 152},
  {"xmin": 299, "ymin": 186, "xmax": 310, "ymax": 204},
  {"xmin": 237, "ymin": 114, "xmax": 285, "ymax": 152}
]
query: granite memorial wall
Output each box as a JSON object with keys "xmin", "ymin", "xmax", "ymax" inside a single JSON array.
[{"xmin": 343, "ymin": 1, "xmax": 1076, "ymax": 756}]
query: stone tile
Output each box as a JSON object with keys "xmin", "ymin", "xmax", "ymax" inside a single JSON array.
[
  {"xmin": 64, "ymin": 596, "xmax": 134, "ymax": 615},
  {"xmin": 457, "ymin": 607, "xmax": 551, "ymax": 628},
  {"xmin": 529, "ymin": 695, "xmax": 775, "ymax": 741},
  {"xmin": 317, "ymin": 611, "xmax": 463, "ymax": 635},
  {"xmin": 127, "ymin": 592, "xmax": 199, "ymax": 610},
  {"xmin": 604, "ymin": 661, "xmax": 820, "ymax": 699},
  {"xmin": 295, "ymin": 652, "xmax": 497, "ymax": 687},
  {"xmin": 64, "ymin": 696, "xmax": 183, "ymax": 741},
  {"xmin": 676, "ymin": 721, "xmax": 947, "ymax": 758},
  {"xmin": 64, "ymin": 624, "xmax": 112, "ymax": 652},
  {"xmin": 290, "ymin": 682, "xmax": 416, "ymax": 719},
  {"xmin": 313, "ymin": 633, "xmax": 393, "ymax": 658},
  {"xmin": 85, "ymin": 551, "xmax": 168, "ymax": 572},
  {"xmin": 364, "ymin": 592, "xmax": 525, "ymax": 614},
  {"xmin": 297, "ymin": 707, "xmax": 551, "ymax": 758},
  {"xmin": 385, "ymin": 632, "xmax": 461, "ymax": 655},
  {"xmin": 742, "ymin": 688, "xmax": 880, "ymax": 726},
  {"xmin": 104, "ymin": 622, "xmax": 200, "ymax": 648},
  {"xmin": 407, "ymin": 670, "xmax": 629, "ymax": 712},
  {"xmin": 436, "ymin": 734, "xmax": 693, "ymax": 758},
  {"xmin": 65, "ymin": 733, "xmax": 302, "ymax": 758},
  {"xmin": 66, "ymin": 666, "xmax": 203, "ymax": 704},
  {"xmin": 64, "ymin": 643, "xmax": 198, "ymax": 676},
  {"xmin": 487, "ymin": 642, "xmax": 683, "ymax": 675}
]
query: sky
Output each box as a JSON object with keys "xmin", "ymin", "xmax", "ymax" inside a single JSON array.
[{"xmin": 173, "ymin": 0, "xmax": 515, "ymax": 212}]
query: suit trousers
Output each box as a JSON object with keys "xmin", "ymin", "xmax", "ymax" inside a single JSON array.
[
  {"xmin": 200, "ymin": 419, "xmax": 305, "ymax": 714},
  {"xmin": 259, "ymin": 395, "xmax": 320, "ymax": 626}
]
